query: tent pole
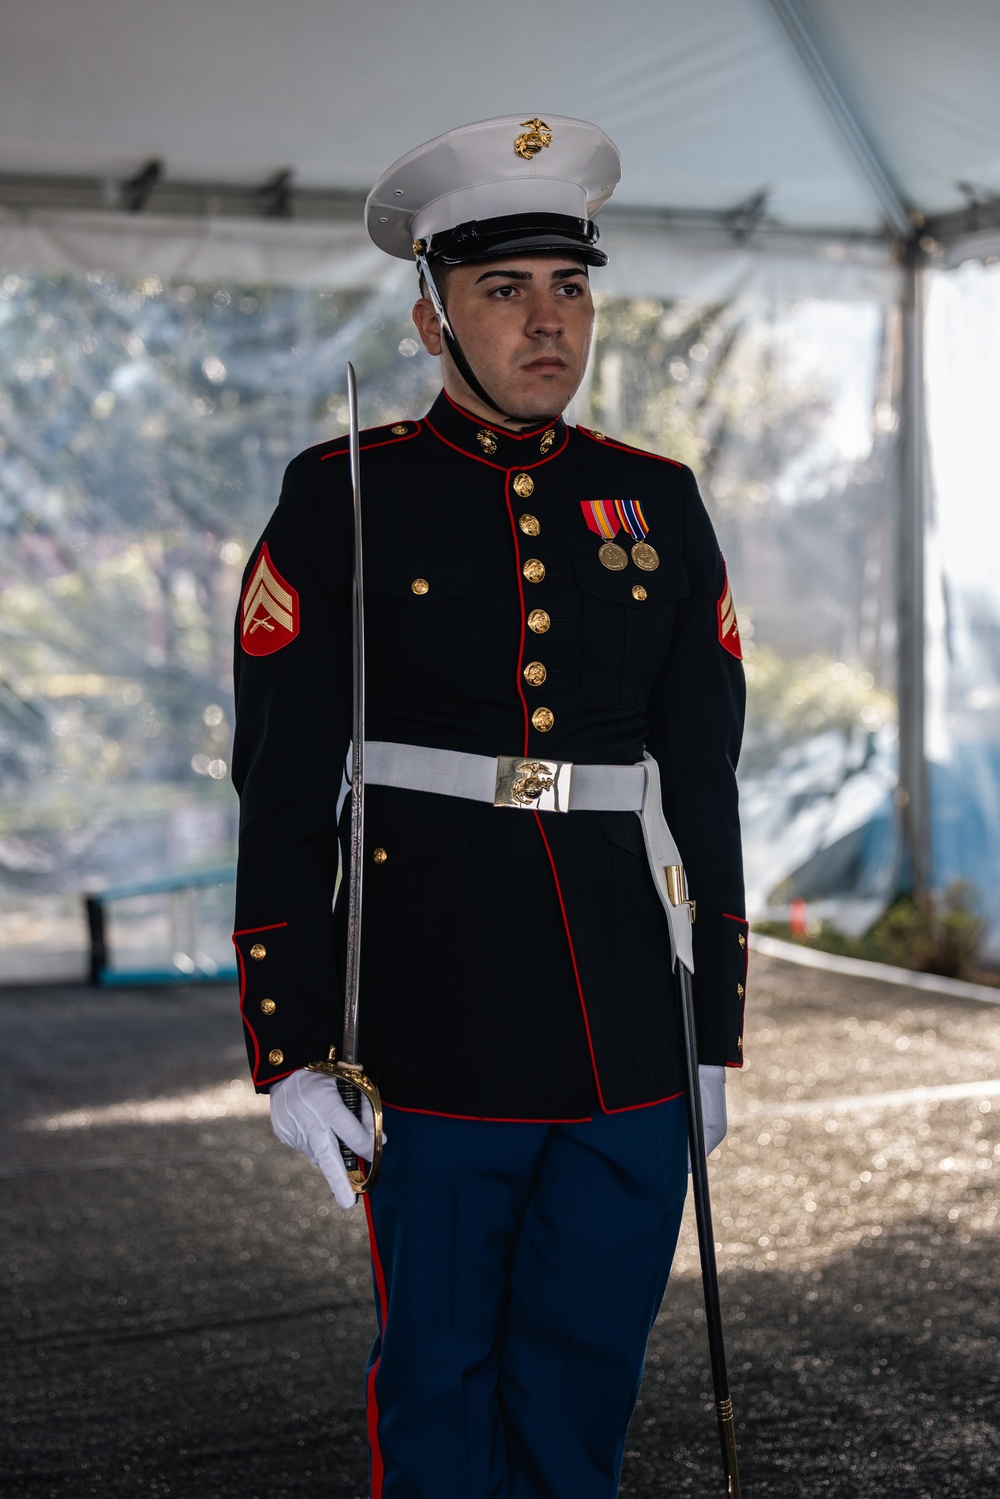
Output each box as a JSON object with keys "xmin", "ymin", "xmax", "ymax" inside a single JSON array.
[{"xmin": 895, "ymin": 242, "xmax": 930, "ymax": 897}]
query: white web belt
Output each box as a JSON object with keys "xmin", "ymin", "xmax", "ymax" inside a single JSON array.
[{"xmin": 360, "ymin": 740, "xmax": 644, "ymax": 814}]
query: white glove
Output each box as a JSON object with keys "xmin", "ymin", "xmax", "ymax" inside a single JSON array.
[
  {"xmin": 270, "ymin": 1068, "xmax": 381, "ymax": 1210},
  {"xmin": 689, "ymin": 1064, "xmax": 728, "ymax": 1169}
]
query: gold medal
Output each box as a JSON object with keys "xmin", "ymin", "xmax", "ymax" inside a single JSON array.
[
  {"xmin": 631, "ymin": 541, "xmax": 659, "ymax": 571},
  {"xmin": 598, "ymin": 541, "xmax": 628, "ymax": 571}
]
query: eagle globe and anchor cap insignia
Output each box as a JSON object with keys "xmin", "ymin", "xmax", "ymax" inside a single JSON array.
[
  {"xmin": 241, "ymin": 543, "xmax": 300, "ymax": 656},
  {"xmin": 514, "ymin": 118, "xmax": 553, "ymax": 159}
]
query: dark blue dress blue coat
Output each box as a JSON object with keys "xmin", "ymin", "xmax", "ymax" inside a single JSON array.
[{"xmin": 232, "ymin": 391, "xmax": 747, "ymax": 1120}]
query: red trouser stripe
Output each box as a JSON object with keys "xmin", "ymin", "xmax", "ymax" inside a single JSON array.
[{"xmin": 364, "ymin": 1191, "xmax": 389, "ymax": 1498}]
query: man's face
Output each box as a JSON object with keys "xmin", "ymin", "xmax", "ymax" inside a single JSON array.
[{"xmin": 412, "ymin": 254, "xmax": 595, "ymax": 425}]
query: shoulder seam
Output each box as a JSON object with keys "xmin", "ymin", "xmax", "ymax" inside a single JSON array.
[
  {"xmin": 576, "ymin": 425, "xmax": 684, "ymax": 468},
  {"xmin": 319, "ymin": 421, "xmax": 422, "ymax": 460}
]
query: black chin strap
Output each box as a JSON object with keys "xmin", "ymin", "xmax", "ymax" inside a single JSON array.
[{"xmin": 418, "ymin": 255, "xmax": 555, "ymax": 427}]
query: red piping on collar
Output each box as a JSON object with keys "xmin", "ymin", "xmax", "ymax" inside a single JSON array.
[
  {"xmin": 425, "ymin": 415, "xmax": 569, "ymax": 470},
  {"xmin": 441, "ymin": 387, "xmax": 561, "ymax": 440}
]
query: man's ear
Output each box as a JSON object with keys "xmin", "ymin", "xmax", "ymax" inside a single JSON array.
[{"xmin": 412, "ymin": 298, "xmax": 442, "ymax": 357}]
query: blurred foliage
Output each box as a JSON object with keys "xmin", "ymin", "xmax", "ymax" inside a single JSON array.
[
  {"xmin": 757, "ymin": 880, "xmax": 989, "ymax": 981},
  {"xmin": 581, "ymin": 293, "xmax": 832, "ymax": 513},
  {"xmin": 743, "ymin": 644, "xmax": 897, "ymax": 746}
]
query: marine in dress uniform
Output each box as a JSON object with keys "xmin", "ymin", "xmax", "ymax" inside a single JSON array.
[{"xmin": 232, "ymin": 115, "xmax": 748, "ymax": 1499}]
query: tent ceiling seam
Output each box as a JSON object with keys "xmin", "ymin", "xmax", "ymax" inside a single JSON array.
[{"xmin": 758, "ymin": 0, "xmax": 916, "ymax": 242}]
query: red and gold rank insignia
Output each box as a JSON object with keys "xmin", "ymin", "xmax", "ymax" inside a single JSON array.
[
  {"xmin": 241, "ymin": 543, "xmax": 300, "ymax": 656},
  {"xmin": 717, "ymin": 559, "xmax": 742, "ymax": 660}
]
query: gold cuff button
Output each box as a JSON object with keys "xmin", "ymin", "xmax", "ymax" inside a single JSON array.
[
  {"xmin": 268, "ymin": 1049, "xmax": 284, "ymax": 1066},
  {"xmin": 531, "ymin": 707, "xmax": 554, "ymax": 732},
  {"xmin": 391, "ymin": 424, "xmax": 409, "ymax": 435},
  {"xmin": 522, "ymin": 558, "xmax": 545, "ymax": 583},
  {"xmin": 512, "ymin": 473, "xmax": 534, "ymax": 498},
  {"xmin": 519, "ymin": 513, "xmax": 540, "ymax": 537},
  {"xmin": 411, "ymin": 578, "xmax": 430, "ymax": 595},
  {"xmin": 250, "ymin": 943, "xmax": 267, "ymax": 960},
  {"xmin": 527, "ymin": 609, "xmax": 550, "ymax": 634},
  {"xmin": 631, "ymin": 584, "xmax": 648, "ymax": 601},
  {"xmin": 737, "ymin": 983, "xmax": 745, "ymax": 998},
  {"xmin": 260, "ymin": 998, "xmax": 276, "ymax": 1016},
  {"xmin": 737, "ymin": 1035, "xmax": 743, "ymax": 1051},
  {"xmin": 523, "ymin": 661, "xmax": 547, "ymax": 686},
  {"xmin": 373, "ymin": 847, "xmax": 388, "ymax": 864},
  {"xmin": 738, "ymin": 932, "xmax": 746, "ymax": 948}
]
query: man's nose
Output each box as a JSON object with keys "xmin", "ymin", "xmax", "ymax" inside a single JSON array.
[{"xmin": 525, "ymin": 293, "xmax": 564, "ymax": 336}]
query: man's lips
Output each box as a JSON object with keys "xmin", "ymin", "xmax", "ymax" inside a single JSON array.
[{"xmin": 522, "ymin": 357, "xmax": 567, "ymax": 373}]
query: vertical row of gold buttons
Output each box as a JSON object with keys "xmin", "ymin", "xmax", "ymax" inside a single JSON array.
[{"xmin": 514, "ymin": 473, "xmax": 553, "ymax": 733}]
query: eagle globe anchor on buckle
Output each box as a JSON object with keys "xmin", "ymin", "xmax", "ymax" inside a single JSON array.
[{"xmin": 494, "ymin": 755, "xmax": 573, "ymax": 812}]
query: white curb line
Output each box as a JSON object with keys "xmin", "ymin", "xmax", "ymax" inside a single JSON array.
[{"xmin": 749, "ymin": 932, "xmax": 1000, "ymax": 1006}]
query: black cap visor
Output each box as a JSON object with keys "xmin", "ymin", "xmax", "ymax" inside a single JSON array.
[{"xmin": 426, "ymin": 212, "xmax": 607, "ymax": 267}]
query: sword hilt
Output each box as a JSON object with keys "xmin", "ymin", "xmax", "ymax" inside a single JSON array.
[{"xmin": 306, "ymin": 1049, "xmax": 383, "ymax": 1194}]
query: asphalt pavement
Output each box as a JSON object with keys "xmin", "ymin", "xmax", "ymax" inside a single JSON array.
[{"xmin": 2, "ymin": 955, "xmax": 998, "ymax": 1497}]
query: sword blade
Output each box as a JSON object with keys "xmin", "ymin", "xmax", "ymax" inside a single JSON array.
[{"xmin": 342, "ymin": 362, "xmax": 364, "ymax": 1069}]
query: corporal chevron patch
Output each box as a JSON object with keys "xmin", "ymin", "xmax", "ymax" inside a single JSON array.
[
  {"xmin": 717, "ymin": 558, "xmax": 742, "ymax": 660},
  {"xmin": 241, "ymin": 543, "xmax": 300, "ymax": 656}
]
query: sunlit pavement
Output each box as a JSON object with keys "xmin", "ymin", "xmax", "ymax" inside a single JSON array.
[{"xmin": 2, "ymin": 959, "xmax": 998, "ymax": 1497}]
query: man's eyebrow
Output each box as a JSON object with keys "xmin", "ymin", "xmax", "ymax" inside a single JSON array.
[{"xmin": 473, "ymin": 266, "xmax": 588, "ymax": 285}]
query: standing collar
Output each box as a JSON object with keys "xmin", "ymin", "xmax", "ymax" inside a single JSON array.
[{"xmin": 424, "ymin": 389, "xmax": 568, "ymax": 468}]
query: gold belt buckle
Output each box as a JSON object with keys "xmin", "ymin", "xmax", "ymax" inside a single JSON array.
[{"xmin": 494, "ymin": 755, "xmax": 573, "ymax": 812}]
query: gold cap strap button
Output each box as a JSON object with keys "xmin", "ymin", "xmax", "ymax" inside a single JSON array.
[
  {"xmin": 260, "ymin": 998, "xmax": 276, "ymax": 1015},
  {"xmin": 522, "ymin": 558, "xmax": 545, "ymax": 584},
  {"xmin": 523, "ymin": 661, "xmax": 547, "ymax": 686},
  {"xmin": 531, "ymin": 707, "xmax": 554, "ymax": 732},
  {"xmin": 512, "ymin": 473, "xmax": 534, "ymax": 498},
  {"xmin": 527, "ymin": 609, "xmax": 550, "ymax": 634},
  {"xmin": 519, "ymin": 513, "xmax": 540, "ymax": 537},
  {"xmin": 250, "ymin": 943, "xmax": 267, "ymax": 960},
  {"xmin": 373, "ymin": 847, "xmax": 388, "ymax": 864},
  {"xmin": 411, "ymin": 578, "xmax": 430, "ymax": 595},
  {"xmin": 268, "ymin": 1049, "xmax": 284, "ymax": 1066}
]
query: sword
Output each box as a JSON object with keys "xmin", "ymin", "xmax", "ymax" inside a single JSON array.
[
  {"xmin": 640, "ymin": 755, "xmax": 741, "ymax": 1498},
  {"xmin": 307, "ymin": 362, "xmax": 383, "ymax": 1194}
]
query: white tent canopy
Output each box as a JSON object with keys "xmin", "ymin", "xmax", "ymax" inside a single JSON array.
[{"xmin": 1, "ymin": 0, "xmax": 999, "ymax": 294}]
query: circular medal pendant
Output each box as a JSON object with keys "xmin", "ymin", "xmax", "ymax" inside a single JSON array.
[
  {"xmin": 598, "ymin": 541, "xmax": 628, "ymax": 571},
  {"xmin": 631, "ymin": 541, "xmax": 660, "ymax": 571}
]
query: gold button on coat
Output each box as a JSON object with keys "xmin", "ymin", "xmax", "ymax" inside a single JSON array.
[
  {"xmin": 527, "ymin": 609, "xmax": 550, "ymax": 634},
  {"xmin": 391, "ymin": 424, "xmax": 409, "ymax": 435},
  {"xmin": 250, "ymin": 943, "xmax": 266, "ymax": 960},
  {"xmin": 519, "ymin": 513, "xmax": 540, "ymax": 537},
  {"xmin": 268, "ymin": 1049, "xmax": 284, "ymax": 1066},
  {"xmin": 531, "ymin": 707, "xmax": 554, "ymax": 732},
  {"xmin": 260, "ymin": 998, "xmax": 276, "ymax": 1016},
  {"xmin": 512, "ymin": 473, "xmax": 534, "ymax": 498},
  {"xmin": 737, "ymin": 983, "xmax": 745, "ymax": 998},
  {"xmin": 632, "ymin": 584, "xmax": 648, "ymax": 601},
  {"xmin": 523, "ymin": 661, "xmax": 547, "ymax": 686},
  {"xmin": 373, "ymin": 847, "xmax": 388, "ymax": 864},
  {"xmin": 522, "ymin": 558, "xmax": 545, "ymax": 584},
  {"xmin": 411, "ymin": 578, "xmax": 430, "ymax": 595}
]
